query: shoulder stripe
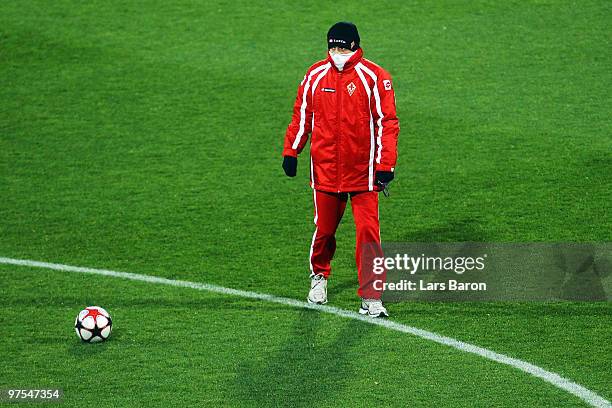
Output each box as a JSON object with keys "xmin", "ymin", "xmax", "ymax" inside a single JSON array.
[
  {"xmin": 356, "ymin": 62, "xmax": 384, "ymax": 165},
  {"xmin": 300, "ymin": 60, "xmax": 328, "ymax": 85},
  {"xmin": 292, "ymin": 62, "xmax": 331, "ymax": 150}
]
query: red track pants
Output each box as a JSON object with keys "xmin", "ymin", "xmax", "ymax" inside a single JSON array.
[{"xmin": 309, "ymin": 189, "xmax": 385, "ymax": 299}]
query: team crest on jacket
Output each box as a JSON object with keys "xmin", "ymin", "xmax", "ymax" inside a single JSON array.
[{"xmin": 347, "ymin": 82, "xmax": 356, "ymax": 96}]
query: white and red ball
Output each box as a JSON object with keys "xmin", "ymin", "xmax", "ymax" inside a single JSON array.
[{"xmin": 75, "ymin": 306, "xmax": 112, "ymax": 343}]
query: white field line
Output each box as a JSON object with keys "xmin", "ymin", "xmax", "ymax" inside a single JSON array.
[{"xmin": 0, "ymin": 256, "xmax": 609, "ymax": 408}]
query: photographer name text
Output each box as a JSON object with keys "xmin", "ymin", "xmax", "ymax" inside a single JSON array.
[{"xmin": 374, "ymin": 279, "xmax": 487, "ymax": 292}]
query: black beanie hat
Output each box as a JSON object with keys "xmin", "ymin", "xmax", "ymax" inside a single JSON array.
[{"xmin": 327, "ymin": 22, "xmax": 360, "ymax": 51}]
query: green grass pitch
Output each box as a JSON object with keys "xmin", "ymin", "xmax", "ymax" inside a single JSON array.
[{"xmin": 0, "ymin": 1, "xmax": 610, "ymax": 407}]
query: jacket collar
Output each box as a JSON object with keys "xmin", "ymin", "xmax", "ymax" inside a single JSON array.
[{"xmin": 326, "ymin": 47, "xmax": 364, "ymax": 72}]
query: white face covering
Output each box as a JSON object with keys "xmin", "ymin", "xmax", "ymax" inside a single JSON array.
[{"xmin": 329, "ymin": 49, "xmax": 356, "ymax": 71}]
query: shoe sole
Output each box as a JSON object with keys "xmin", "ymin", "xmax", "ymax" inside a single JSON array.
[
  {"xmin": 359, "ymin": 307, "xmax": 389, "ymax": 318},
  {"xmin": 307, "ymin": 297, "xmax": 328, "ymax": 305}
]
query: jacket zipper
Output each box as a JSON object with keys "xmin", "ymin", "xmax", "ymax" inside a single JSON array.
[{"xmin": 336, "ymin": 71, "xmax": 342, "ymax": 193}]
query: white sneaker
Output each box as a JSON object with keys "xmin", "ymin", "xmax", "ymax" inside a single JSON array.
[
  {"xmin": 359, "ymin": 298, "xmax": 389, "ymax": 318},
  {"xmin": 307, "ymin": 274, "xmax": 328, "ymax": 304}
]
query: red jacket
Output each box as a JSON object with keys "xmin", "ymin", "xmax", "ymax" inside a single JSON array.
[{"xmin": 283, "ymin": 48, "xmax": 399, "ymax": 193}]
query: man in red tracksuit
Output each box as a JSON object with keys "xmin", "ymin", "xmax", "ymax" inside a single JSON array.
[{"xmin": 282, "ymin": 22, "xmax": 399, "ymax": 318}]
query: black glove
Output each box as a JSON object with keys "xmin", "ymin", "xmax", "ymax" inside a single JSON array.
[
  {"xmin": 375, "ymin": 171, "xmax": 394, "ymax": 196},
  {"xmin": 282, "ymin": 156, "xmax": 297, "ymax": 177},
  {"xmin": 375, "ymin": 171, "xmax": 394, "ymax": 185}
]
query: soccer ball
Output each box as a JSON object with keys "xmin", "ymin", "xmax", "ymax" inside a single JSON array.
[{"xmin": 75, "ymin": 306, "xmax": 112, "ymax": 343}]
